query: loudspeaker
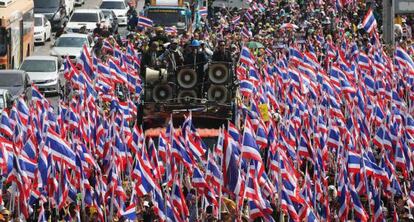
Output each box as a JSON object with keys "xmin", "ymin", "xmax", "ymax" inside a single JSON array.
[
  {"xmin": 152, "ymin": 84, "xmax": 173, "ymax": 102},
  {"xmin": 145, "ymin": 68, "xmax": 168, "ymax": 84},
  {"xmin": 208, "ymin": 63, "xmax": 229, "ymax": 84},
  {"xmin": 207, "ymin": 85, "xmax": 229, "ymax": 103},
  {"xmin": 177, "ymin": 68, "xmax": 197, "ymax": 89},
  {"xmin": 177, "ymin": 89, "xmax": 198, "ymax": 103}
]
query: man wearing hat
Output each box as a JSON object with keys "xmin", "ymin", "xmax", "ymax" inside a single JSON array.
[
  {"xmin": 150, "ymin": 27, "xmax": 170, "ymax": 50},
  {"xmin": 159, "ymin": 38, "xmax": 184, "ymax": 73}
]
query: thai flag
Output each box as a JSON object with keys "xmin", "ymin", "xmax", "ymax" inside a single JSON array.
[
  {"xmin": 362, "ymin": 8, "xmax": 377, "ymax": 34},
  {"xmin": 19, "ymin": 154, "xmax": 36, "ymax": 179},
  {"xmin": 121, "ymin": 203, "xmax": 137, "ymax": 221},
  {"xmin": 199, "ymin": 6, "xmax": 208, "ymax": 17},
  {"xmin": 16, "ymin": 97, "xmax": 29, "ymax": 126},
  {"xmin": 171, "ymin": 134, "xmax": 193, "ymax": 169},
  {"xmin": 241, "ymin": 26, "xmax": 252, "ymax": 38},
  {"xmin": 240, "ymin": 46, "xmax": 253, "ymax": 65},
  {"xmin": 109, "ymin": 58, "xmax": 128, "ymax": 84},
  {"xmin": 22, "ymin": 135, "xmax": 37, "ymax": 160},
  {"xmin": 347, "ymin": 150, "xmax": 361, "ymax": 174},
  {"xmin": 45, "ymin": 128, "xmax": 76, "ymax": 168},
  {"xmin": 192, "ymin": 166, "xmax": 209, "ymax": 189},
  {"xmin": 0, "ymin": 113, "xmax": 13, "ymax": 138},
  {"xmin": 241, "ymin": 118, "xmax": 262, "ymax": 162},
  {"xmin": 171, "ymin": 180, "xmax": 189, "ymax": 217},
  {"xmin": 349, "ymin": 184, "xmax": 368, "ymax": 221},
  {"xmin": 138, "ymin": 16, "xmax": 153, "ymax": 28},
  {"xmin": 223, "ymin": 133, "xmax": 242, "ymax": 195},
  {"xmin": 231, "ymin": 15, "xmax": 240, "ymax": 24},
  {"xmin": 79, "ymin": 44, "xmax": 95, "ymax": 80},
  {"xmin": 206, "ymin": 151, "xmax": 222, "ymax": 189},
  {"xmin": 132, "ymin": 155, "xmax": 155, "ymax": 196},
  {"xmin": 165, "ymin": 26, "xmax": 177, "ymax": 35}
]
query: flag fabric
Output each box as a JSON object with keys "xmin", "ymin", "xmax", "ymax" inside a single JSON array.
[
  {"xmin": 138, "ymin": 16, "xmax": 153, "ymax": 28},
  {"xmin": 362, "ymin": 9, "xmax": 377, "ymax": 34}
]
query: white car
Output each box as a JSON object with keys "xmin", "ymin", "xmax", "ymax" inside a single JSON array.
[
  {"xmin": 50, "ymin": 33, "xmax": 93, "ymax": 60},
  {"xmin": 100, "ymin": 0, "xmax": 129, "ymax": 25},
  {"xmin": 34, "ymin": 14, "xmax": 52, "ymax": 44},
  {"xmin": 19, "ymin": 56, "xmax": 62, "ymax": 94},
  {"xmin": 66, "ymin": 9, "xmax": 105, "ymax": 33},
  {"xmin": 74, "ymin": 0, "xmax": 85, "ymax": 6}
]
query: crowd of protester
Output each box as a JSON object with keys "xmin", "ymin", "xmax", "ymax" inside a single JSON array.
[{"xmin": 3, "ymin": 0, "xmax": 414, "ymax": 221}]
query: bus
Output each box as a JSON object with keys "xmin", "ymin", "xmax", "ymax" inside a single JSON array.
[{"xmin": 0, "ymin": 0, "xmax": 34, "ymax": 70}]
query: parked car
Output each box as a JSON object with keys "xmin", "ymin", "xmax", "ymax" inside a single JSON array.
[
  {"xmin": 74, "ymin": 0, "xmax": 85, "ymax": 6},
  {"xmin": 102, "ymin": 10, "xmax": 119, "ymax": 33},
  {"xmin": 34, "ymin": 0, "xmax": 68, "ymax": 32},
  {"xmin": 34, "ymin": 14, "xmax": 52, "ymax": 44},
  {"xmin": 0, "ymin": 89, "xmax": 14, "ymax": 113},
  {"xmin": 66, "ymin": 9, "xmax": 105, "ymax": 33},
  {"xmin": 100, "ymin": 0, "xmax": 129, "ymax": 26},
  {"xmin": 50, "ymin": 33, "xmax": 93, "ymax": 60},
  {"xmin": 0, "ymin": 70, "xmax": 32, "ymax": 100},
  {"xmin": 20, "ymin": 56, "xmax": 62, "ymax": 94}
]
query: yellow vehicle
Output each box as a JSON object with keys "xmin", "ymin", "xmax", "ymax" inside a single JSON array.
[{"xmin": 0, "ymin": 0, "xmax": 34, "ymax": 69}]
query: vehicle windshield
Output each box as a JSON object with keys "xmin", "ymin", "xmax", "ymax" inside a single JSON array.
[
  {"xmin": 0, "ymin": 28, "xmax": 7, "ymax": 57},
  {"xmin": 70, "ymin": 13, "xmax": 99, "ymax": 23},
  {"xmin": 0, "ymin": 74, "xmax": 23, "ymax": 87},
  {"xmin": 34, "ymin": 0, "xmax": 59, "ymax": 8},
  {"xmin": 21, "ymin": 60, "xmax": 56, "ymax": 72},
  {"xmin": 147, "ymin": 10, "xmax": 185, "ymax": 26},
  {"xmin": 100, "ymin": 1, "xmax": 126, "ymax": 9},
  {"xmin": 54, "ymin": 37, "xmax": 87, "ymax": 47},
  {"xmin": 35, "ymin": 17, "xmax": 42, "ymax": 26}
]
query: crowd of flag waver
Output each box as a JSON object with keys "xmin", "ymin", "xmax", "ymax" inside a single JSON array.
[{"xmin": 2, "ymin": 3, "xmax": 414, "ymax": 222}]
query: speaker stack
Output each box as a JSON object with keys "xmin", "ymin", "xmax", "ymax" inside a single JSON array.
[
  {"xmin": 206, "ymin": 63, "xmax": 231, "ymax": 103},
  {"xmin": 144, "ymin": 62, "xmax": 233, "ymax": 105},
  {"xmin": 176, "ymin": 68, "xmax": 199, "ymax": 103},
  {"xmin": 144, "ymin": 67, "xmax": 173, "ymax": 102}
]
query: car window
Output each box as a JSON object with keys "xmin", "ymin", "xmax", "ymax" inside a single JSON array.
[
  {"xmin": 70, "ymin": 12, "xmax": 99, "ymax": 23},
  {"xmin": 35, "ymin": 17, "xmax": 42, "ymax": 26},
  {"xmin": 100, "ymin": 1, "xmax": 126, "ymax": 9},
  {"xmin": 20, "ymin": 60, "xmax": 57, "ymax": 72},
  {"xmin": 0, "ymin": 74, "xmax": 23, "ymax": 87},
  {"xmin": 55, "ymin": 36, "xmax": 87, "ymax": 47}
]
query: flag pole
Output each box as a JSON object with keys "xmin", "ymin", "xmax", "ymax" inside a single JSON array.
[{"xmin": 217, "ymin": 127, "xmax": 223, "ymax": 220}]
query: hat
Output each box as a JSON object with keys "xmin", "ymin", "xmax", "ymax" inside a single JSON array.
[
  {"xmin": 155, "ymin": 27, "xmax": 164, "ymax": 32},
  {"xmin": 191, "ymin": 40, "xmax": 200, "ymax": 47},
  {"xmin": 171, "ymin": 38, "xmax": 179, "ymax": 44}
]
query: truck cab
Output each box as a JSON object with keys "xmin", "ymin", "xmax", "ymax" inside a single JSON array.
[{"xmin": 143, "ymin": 0, "xmax": 191, "ymax": 33}]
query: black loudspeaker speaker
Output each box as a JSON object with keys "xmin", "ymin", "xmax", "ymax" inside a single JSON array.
[
  {"xmin": 208, "ymin": 63, "xmax": 229, "ymax": 84},
  {"xmin": 177, "ymin": 89, "xmax": 198, "ymax": 103},
  {"xmin": 152, "ymin": 84, "xmax": 173, "ymax": 102},
  {"xmin": 177, "ymin": 68, "xmax": 197, "ymax": 89},
  {"xmin": 207, "ymin": 85, "xmax": 229, "ymax": 103}
]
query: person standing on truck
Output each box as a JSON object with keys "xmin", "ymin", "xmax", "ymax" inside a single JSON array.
[
  {"xmin": 141, "ymin": 42, "xmax": 162, "ymax": 78},
  {"xmin": 159, "ymin": 39, "xmax": 184, "ymax": 73},
  {"xmin": 212, "ymin": 40, "xmax": 232, "ymax": 63}
]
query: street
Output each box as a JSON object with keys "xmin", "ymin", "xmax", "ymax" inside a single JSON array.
[{"xmin": 33, "ymin": 0, "xmax": 144, "ymax": 108}]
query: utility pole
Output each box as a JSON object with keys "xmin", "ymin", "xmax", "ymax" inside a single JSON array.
[{"xmin": 383, "ymin": 0, "xmax": 395, "ymax": 45}]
